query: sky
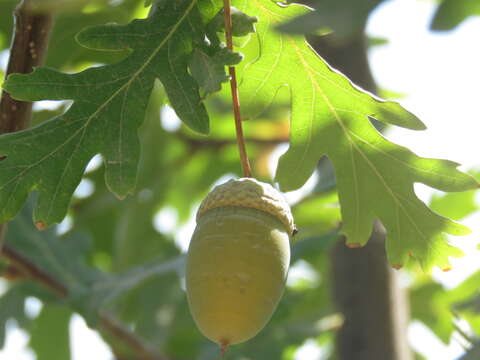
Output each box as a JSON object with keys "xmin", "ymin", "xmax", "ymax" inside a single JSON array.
[{"xmin": 1, "ymin": 0, "xmax": 480, "ymax": 359}]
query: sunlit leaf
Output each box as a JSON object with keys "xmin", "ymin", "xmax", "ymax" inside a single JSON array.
[{"xmin": 235, "ymin": 0, "xmax": 479, "ymax": 269}]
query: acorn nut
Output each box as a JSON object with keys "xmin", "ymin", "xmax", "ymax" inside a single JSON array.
[{"xmin": 186, "ymin": 178, "xmax": 294, "ymax": 347}]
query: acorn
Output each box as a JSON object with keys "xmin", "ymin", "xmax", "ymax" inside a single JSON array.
[{"xmin": 185, "ymin": 178, "xmax": 294, "ymax": 348}]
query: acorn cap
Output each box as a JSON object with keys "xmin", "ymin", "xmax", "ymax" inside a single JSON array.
[{"xmin": 197, "ymin": 178, "xmax": 295, "ymax": 236}]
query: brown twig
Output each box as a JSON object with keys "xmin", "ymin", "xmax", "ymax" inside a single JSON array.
[
  {"xmin": 1, "ymin": 245, "xmax": 68, "ymax": 297},
  {"xmin": 0, "ymin": 0, "xmax": 54, "ymax": 133},
  {"xmin": 223, "ymin": 0, "xmax": 252, "ymax": 178},
  {"xmin": 100, "ymin": 314, "xmax": 169, "ymax": 360},
  {"xmin": 0, "ymin": 2, "xmax": 168, "ymax": 359}
]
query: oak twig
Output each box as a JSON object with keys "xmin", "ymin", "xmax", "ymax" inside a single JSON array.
[
  {"xmin": 0, "ymin": 0, "xmax": 54, "ymax": 133},
  {"xmin": 223, "ymin": 0, "xmax": 252, "ymax": 178},
  {"xmin": 1, "ymin": 245, "xmax": 68, "ymax": 297}
]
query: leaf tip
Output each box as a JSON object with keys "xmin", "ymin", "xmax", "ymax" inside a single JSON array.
[
  {"xmin": 35, "ymin": 221, "xmax": 48, "ymax": 231},
  {"xmin": 414, "ymin": 119, "xmax": 427, "ymax": 131}
]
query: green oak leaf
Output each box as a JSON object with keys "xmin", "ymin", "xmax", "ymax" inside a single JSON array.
[
  {"xmin": 0, "ymin": 0, "xmax": 221, "ymax": 227},
  {"xmin": 29, "ymin": 305, "xmax": 72, "ymax": 360},
  {"xmin": 0, "ymin": 286, "xmax": 29, "ymax": 348},
  {"xmin": 431, "ymin": 0, "xmax": 480, "ymax": 30},
  {"xmin": 208, "ymin": 7, "xmax": 259, "ymax": 37},
  {"xmin": 410, "ymin": 282, "xmax": 454, "ymax": 343},
  {"xmin": 189, "ymin": 48, "xmax": 243, "ymax": 96},
  {"xmin": 235, "ymin": 0, "xmax": 479, "ymax": 270},
  {"xmin": 230, "ymin": 7, "xmax": 259, "ymax": 36},
  {"xmin": 430, "ymin": 189, "xmax": 479, "ymax": 221}
]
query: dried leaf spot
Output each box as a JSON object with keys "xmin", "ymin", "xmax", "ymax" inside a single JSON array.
[
  {"xmin": 35, "ymin": 221, "xmax": 48, "ymax": 231},
  {"xmin": 346, "ymin": 242, "xmax": 362, "ymax": 248}
]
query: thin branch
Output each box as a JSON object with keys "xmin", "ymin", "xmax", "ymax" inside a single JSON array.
[
  {"xmin": 223, "ymin": 0, "xmax": 252, "ymax": 178},
  {"xmin": 1, "ymin": 245, "xmax": 68, "ymax": 297},
  {"xmin": 0, "ymin": 0, "xmax": 54, "ymax": 133},
  {"xmin": 1, "ymin": 244, "xmax": 168, "ymax": 360},
  {"xmin": 100, "ymin": 314, "xmax": 169, "ymax": 360}
]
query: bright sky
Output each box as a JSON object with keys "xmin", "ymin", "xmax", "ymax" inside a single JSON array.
[{"xmin": 1, "ymin": 0, "xmax": 480, "ymax": 359}]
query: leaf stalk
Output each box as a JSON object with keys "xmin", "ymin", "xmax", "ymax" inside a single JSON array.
[{"xmin": 223, "ymin": 0, "xmax": 252, "ymax": 178}]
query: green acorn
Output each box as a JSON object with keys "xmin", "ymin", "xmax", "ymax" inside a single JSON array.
[{"xmin": 186, "ymin": 178, "xmax": 294, "ymax": 348}]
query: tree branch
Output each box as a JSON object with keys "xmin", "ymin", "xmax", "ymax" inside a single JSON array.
[
  {"xmin": 0, "ymin": 0, "xmax": 54, "ymax": 133},
  {"xmin": 1, "ymin": 245, "xmax": 67, "ymax": 297}
]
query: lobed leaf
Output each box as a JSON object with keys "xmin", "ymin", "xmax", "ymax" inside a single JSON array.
[
  {"xmin": 190, "ymin": 48, "xmax": 243, "ymax": 96},
  {"xmin": 0, "ymin": 0, "xmax": 222, "ymax": 226},
  {"xmin": 235, "ymin": 0, "xmax": 479, "ymax": 269}
]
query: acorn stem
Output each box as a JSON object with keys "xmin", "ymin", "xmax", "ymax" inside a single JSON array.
[
  {"xmin": 220, "ymin": 340, "xmax": 229, "ymax": 358},
  {"xmin": 222, "ymin": 0, "xmax": 252, "ymax": 178}
]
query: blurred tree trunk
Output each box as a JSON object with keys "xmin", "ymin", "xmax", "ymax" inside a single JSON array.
[{"xmin": 309, "ymin": 33, "xmax": 413, "ymax": 360}]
